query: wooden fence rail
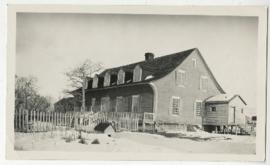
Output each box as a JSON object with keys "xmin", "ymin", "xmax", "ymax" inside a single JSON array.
[{"xmin": 14, "ymin": 109, "xmax": 146, "ymax": 133}]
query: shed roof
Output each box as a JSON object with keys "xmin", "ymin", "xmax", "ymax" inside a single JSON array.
[{"xmin": 206, "ymin": 94, "xmax": 247, "ymax": 105}]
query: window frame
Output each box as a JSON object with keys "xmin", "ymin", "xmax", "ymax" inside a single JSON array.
[
  {"xmin": 133, "ymin": 65, "xmax": 142, "ymax": 82},
  {"xmin": 200, "ymin": 75, "xmax": 208, "ymax": 91},
  {"xmin": 192, "ymin": 58, "xmax": 197, "ymax": 68},
  {"xmin": 171, "ymin": 96, "xmax": 182, "ymax": 116},
  {"xmin": 91, "ymin": 98, "xmax": 96, "ymax": 112},
  {"xmin": 100, "ymin": 96, "xmax": 110, "ymax": 112},
  {"xmin": 131, "ymin": 95, "xmax": 140, "ymax": 113},
  {"xmin": 103, "ymin": 72, "xmax": 111, "ymax": 87},
  {"xmin": 92, "ymin": 75, "xmax": 99, "ymax": 88},
  {"xmin": 117, "ymin": 69, "xmax": 125, "ymax": 85},
  {"xmin": 175, "ymin": 69, "xmax": 186, "ymax": 87},
  {"xmin": 210, "ymin": 106, "xmax": 216, "ymax": 112},
  {"xmin": 115, "ymin": 96, "xmax": 124, "ymax": 112},
  {"xmin": 194, "ymin": 100, "xmax": 203, "ymax": 117}
]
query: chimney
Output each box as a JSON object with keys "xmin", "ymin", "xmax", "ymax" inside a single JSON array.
[{"xmin": 145, "ymin": 52, "xmax": 154, "ymax": 61}]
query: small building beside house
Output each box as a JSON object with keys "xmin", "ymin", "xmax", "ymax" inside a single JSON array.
[
  {"xmin": 69, "ymin": 48, "xmax": 247, "ymax": 132},
  {"xmin": 203, "ymin": 94, "xmax": 247, "ymax": 133}
]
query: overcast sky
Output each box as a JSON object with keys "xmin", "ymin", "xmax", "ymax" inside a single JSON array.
[{"xmin": 16, "ymin": 13, "xmax": 258, "ymax": 112}]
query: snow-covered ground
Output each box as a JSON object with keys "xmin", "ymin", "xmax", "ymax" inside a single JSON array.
[{"xmin": 14, "ymin": 129, "xmax": 255, "ymax": 154}]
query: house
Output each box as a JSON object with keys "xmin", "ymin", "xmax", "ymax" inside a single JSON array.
[
  {"xmin": 54, "ymin": 97, "xmax": 81, "ymax": 113},
  {"xmin": 71, "ymin": 48, "xmax": 246, "ymax": 132},
  {"xmin": 203, "ymin": 94, "xmax": 247, "ymax": 133}
]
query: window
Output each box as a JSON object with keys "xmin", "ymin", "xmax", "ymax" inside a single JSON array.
[
  {"xmin": 132, "ymin": 95, "xmax": 140, "ymax": 112},
  {"xmin": 171, "ymin": 96, "xmax": 181, "ymax": 115},
  {"xmin": 115, "ymin": 96, "xmax": 124, "ymax": 112},
  {"xmin": 192, "ymin": 58, "xmax": 197, "ymax": 68},
  {"xmin": 194, "ymin": 100, "xmax": 202, "ymax": 117},
  {"xmin": 175, "ymin": 69, "xmax": 186, "ymax": 87},
  {"xmin": 91, "ymin": 98, "xmax": 96, "ymax": 112},
  {"xmin": 211, "ymin": 107, "xmax": 216, "ymax": 112},
  {"xmin": 133, "ymin": 65, "xmax": 142, "ymax": 82},
  {"xmin": 117, "ymin": 69, "xmax": 125, "ymax": 85},
  {"xmin": 200, "ymin": 76, "xmax": 208, "ymax": 91},
  {"xmin": 104, "ymin": 72, "xmax": 110, "ymax": 87},
  {"xmin": 101, "ymin": 97, "xmax": 110, "ymax": 112},
  {"xmin": 241, "ymin": 108, "xmax": 244, "ymax": 114},
  {"xmin": 92, "ymin": 75, "xmax": 98, "ymax": 88}
]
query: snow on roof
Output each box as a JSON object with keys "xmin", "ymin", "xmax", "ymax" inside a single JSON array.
[
  {"xmin": 206, "ymin": 94, "xmax": 235, "ymax": 102},
  {"xmin": 206, "ymin": 94, "xmax": 247, "ymax": 105}
]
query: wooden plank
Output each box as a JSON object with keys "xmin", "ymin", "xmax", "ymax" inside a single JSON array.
[
  {"xmin": 25, "ymin": 110, "xmax": 29, "ymax": 132},
  {"xmin": 14, "ymin": 110, "xmax": 17, "ymax": 131},
  {"xmin": 18, "ymin": 109, "xmax": 22, "ymax": 131}
]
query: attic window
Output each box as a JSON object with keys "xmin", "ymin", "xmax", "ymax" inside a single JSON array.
[
  {"xmin": 175, "ymin": 69, "xmax": 186, "ymax": 87},
  {"xmin": 117, "ymin": 69, "xmax": 125, "ymax": 85},
  {"xmin": 133, "ymin": 65, "xmax": 142, "ymax": 82},
  {"xmin": 192, "ymin": 58, "xmax": 197, "ymax": 68},
  {"xmin": 200, "ymin": 76, "xmax": 208, "ymax": 91}
]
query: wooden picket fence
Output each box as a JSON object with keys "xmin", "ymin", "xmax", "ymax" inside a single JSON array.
[{"xmin": 14, "ymin": 109, "xmax": 146, "ymax": 133}]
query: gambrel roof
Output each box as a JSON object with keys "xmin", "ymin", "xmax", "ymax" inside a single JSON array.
[
  {"xmin": 72, "ymin": 48, "xmax": 225, "ymax": 94},
  {"xmin": 99, "ymin": 48, "xmax": 195, "ymax": 80}
]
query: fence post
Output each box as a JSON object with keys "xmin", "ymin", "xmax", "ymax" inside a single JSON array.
[{"xmin": 14, "ymin": 110, "xmax": 17, "ymax": 131}]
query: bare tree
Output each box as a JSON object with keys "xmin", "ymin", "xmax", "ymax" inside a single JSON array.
[
  {"xmin": 65, "ymin": 59, "xmax": 103, "ymax": 112},
  {"xmin": 15, "ymin": 75, "xmax": 52, "ymax": 111}
]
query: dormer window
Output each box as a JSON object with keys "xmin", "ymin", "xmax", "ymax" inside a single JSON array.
[
  {"xmin": 104, "ymin": 72, "xmax": 110, "ymax": 87},
  {"xmin": 110, "ymin": 74, "xmax": 117, "ymax": 86},
  {"xmin": 117, "ymin": 69, "xmax": 125, "ymax": 85},
  {"xmin": 133, "ymin": 65, "xmax": 142, "ymax": 82},
  {"xmin": 92, "ymin": 75, "xmax": 98, "ymax": 88},
  {"xmin": 125, "ymin": 71, "xmax": 133, "ymax": 83}
]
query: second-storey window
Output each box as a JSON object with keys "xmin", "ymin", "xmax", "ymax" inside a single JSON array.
[
  {"xmin": 175, "ymin": 69, "xmax": 186, "ymax": 87},
  {"xmin": 200, "ymin": 76, "xmax": 208, "ymax": 91},
  {"xmin": 171, "ymin": 96, "xmax": 182, "ymax": 115}
]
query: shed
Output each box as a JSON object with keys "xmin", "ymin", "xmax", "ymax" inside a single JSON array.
[{"xmin": 203, "ymin": 94, "xmax": 247, "ymax": 132}]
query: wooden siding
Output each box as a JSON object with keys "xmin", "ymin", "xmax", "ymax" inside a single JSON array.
[
  {"xmin": 152, "ymin": 49, "xmax": 222, "ymax": 125},
  {"xmin": 85, "ymin": 85, "xmax": 154, "ymax": 113},
  {"xmin": 203, "ymin": 103, "xmax": 228, "ymax": 125},
  {"xmin": 228, "ymin": 96, "xmax": 246, "ymax": 125}
]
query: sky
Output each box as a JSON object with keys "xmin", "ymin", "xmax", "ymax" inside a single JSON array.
[{"xmin": 16, "ymin": 13, "xmax": 258, "ymax": 112}]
